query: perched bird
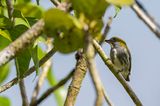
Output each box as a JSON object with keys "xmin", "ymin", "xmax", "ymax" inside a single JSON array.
[{"xmin": 105, "ymin": 37, "xmax": 131, "ymax": 81}]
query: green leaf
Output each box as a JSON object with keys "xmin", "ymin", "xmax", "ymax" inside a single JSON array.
[
  {"xmin": 14, "ymin": 3, "xmax": 44, "ymax": 19},
  {"xmin": 12, "ymin": 9, "xmax": 30, "ymax": 27},
  {"xmin": 44, "ymin": 9, "xmax": 77, "ymax": 36},
  {"xmin": 26, "ymin": 17, "xmax": 38, "ymax": 26},
  {"xmin": 0, "ymin": 15, "xmax": 12, "ymax": 29},
  {"xmin": 54, "ymin": 27, "xmax": 84, "ymax": 53},
  {"xmin": 106, "ymin": 0, "xmax": 135, "ymax": 6},
  {"xmin": 15, "ymin": 0, "xmax": 31, "ymax": 4},
  {"xmin": 30, "ymin": 45, "xmax": 39, "ymax": 75},
  {"xmin": 0, "ymin": 29, "xmax": 11, "ymax": 41},
  {"xmin": 0, "ymin": 0, "xmax": 6, "ymax": 7},
  {"xmin": 44, "ymin": 9, "xmax": 84, "ymax": 53},
  {"xmin": 0, "ymin": 35, "xmax": 11, "ymax": 50},
  {"xmin": 47, "ymin": 68, "xmax": 65, "ymax": 106},
  {"xmin": 90, "ymin": 19, "xmax": 103, "ymax": 37},
  {"xmin": 9, "ymin": 25, "xmax": 28, "ymax": 40},
  {"xmin": 0, "ymin": 96, "xmax": 11, "ymax": 106},
  {"xmin": 9, "ymin": 25, "xmax": 31, "ymax": 78},
  {"xmin": 71, "ymin": 0, "xmax": 109, "ymax": 19},
  {"xmin": 37, "ymin": 45, "xmax": 46, "ymax": 59},
  {"xmin": 0, "ymin": 64, "xmax": 10, "ymax": 84},
  {"xmin": 15, "ymin": 48, "xmax": 31, "ymax": 78},
  {"xmin": 114, "ymin": 6, "xmax": 121, "ymax": 18}
]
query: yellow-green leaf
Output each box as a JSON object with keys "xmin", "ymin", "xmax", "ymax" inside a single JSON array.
[
  {"xmin": 106, "ymin": 0, "xmax": 135, "ymax": 6},
  {"xmin": 0, "ymin": 64, "xmax": 10, "ymax": 84},
  {"xmin": 71, "ymin": 0, "xmax": 109, "ymax": 19},
  {"xmin": 14, "ymin": 3, "xmax": 44, "ymax": 19},
  {"xmin": 44, "ymin": 8, "xmax": 75, "ymax": 36},
  {"xmin": 0, "ymin": 36, "xmax": 11, "ymax": 50},
  {"xmin": 44, "ymin": 8, "xmax": 84, "ymax": 54},
  {"xmin": 0, "ymin": 96, "xmax": 10, "ymax": 106},
  {"xmin": 0, "ymin": 29, "xmax": 11, "ymax": 41},
  {"xmin": 0, "ymin": 15, "xmax": 12, "ymax": 29}
]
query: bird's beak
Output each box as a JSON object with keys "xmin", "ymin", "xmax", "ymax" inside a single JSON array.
[{"xmin": 105, "ymin": 39, "xmax": 111, "ymax": 44}]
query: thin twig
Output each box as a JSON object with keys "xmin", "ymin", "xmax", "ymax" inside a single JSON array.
[
  {"xmin": 102, "ymin": 87, "xmax": 113, "ymax": 106},
  {"xmin": 64, "ymin": 50, "xmax": 87, "ymax": 106},
  {"xmin": 131, "ymin": 0, "xmax": 160, "ymax": 38},
  {"xmin": 0, "ymin": 19, "xmax": 44, "ymax": 67},
  {"xmin": 93, "ymin": 39, "xmax": 142, "ymax": 106},
  {"xmin": 30, "ymin": 38, "xmax": 53, "ymax": 105},
  {"xmin": 0, "ymin": 48, "xmax": 56, "ymax": 93},
  {"xmin": 99, "ymin": 17, "xmax": 113, "ymax": 44},
  {"xmin": 85, "ymin": 32, "xmax": 113, "ymax": 106},
  {"xmin": 5, "ymin": 0, "xmax": 13, "ymax": 19},
  {"xmin": 84, "ymin": 33, "xmax": 103, "ymax": 106},
  {"xmin": 19, "ymin": 80, "xmax": 29, "ymax": 106},
  {"xmin": 31, "ymin": 69, "xmax": 75, "ymax": 106}
]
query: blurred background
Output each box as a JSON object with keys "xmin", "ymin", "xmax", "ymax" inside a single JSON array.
[{"xmin": 1, "ymin": 0, "xmax": 160, "ymax": 106}]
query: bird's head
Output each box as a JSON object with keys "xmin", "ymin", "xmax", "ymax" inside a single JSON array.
[{"xmin": 105, "ymin": 37, "xmax": 127, "ymax": 48}]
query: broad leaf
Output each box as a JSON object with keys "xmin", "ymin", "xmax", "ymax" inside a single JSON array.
[
  {"xmin": 0, "ymin": 15, "xmax": 12, "ymax": 29},
  {"xmin": 9, "ymin": 25, "xmax": 28, "ymax": 40},
  {"xmin": 9, "ymin": 25, "xmax": 31, "ymax": 78},
  {"xmin": 30, "ymin": 45, "xmax": 39, "ymax": 75},
  {"xmin": 44, "ymin": 9, "xmax": 77, "ymax": 36},
  {"xmin": 71, "ymin": 0, "xmax": 109, "ymax": 19},
  {"xmin": 37, "ymin": 45, "xmax": 46, "ymax": 59},
  {"xmin": 15, "ymin": 0, "xmax": 31, "ymax": 4},
  {"xmin": 26, "ymin": 17, "xmax": 38, "ymax": 26},
  {"xmin": 0, "ymin": 36, "xmax": 11, "ymax": 50},
  {"xmin": 12, "ymin": 9, "xmax": 30, "ymax": 27},
  {"xmin": 14, "ymin": 3, "xmax": 44, "ymax": 19},
  {"xmin": 0, "ymin": 64, "xmax": 10, "ymax": 84},
  {"xmin": 0, "ymin": 96, "xmax": 10, "ymax": 106},
  {"xmin": 44, "ymin": 9, "xmax": 84, "ymax": 53},
  {"xmin": 106, "ymin": 0, "xmax": 134, "ymax": 6},
  {"xmin": 15, "ymin": 50, "xmax": 31, "ymax": 78},
  {"xmin": 0, "ymin": 29, "xmax": 11, "ymax": 41},
  {"xmin": 54, "ymin": 27, "xmax": 84, "ymax": 53}
]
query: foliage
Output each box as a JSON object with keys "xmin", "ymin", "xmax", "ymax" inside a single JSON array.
[
  {"xmin": 0, "ymin": 0, "xmax": 135, "ymax": 105},
  {"xmin": 0, "ymin": 96, "xmax": 10, "ymax": 106}
]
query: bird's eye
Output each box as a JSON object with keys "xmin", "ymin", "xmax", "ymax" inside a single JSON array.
[{"xmin": 111, "ymin": 38, "xmax": 116, "ymax": 42}]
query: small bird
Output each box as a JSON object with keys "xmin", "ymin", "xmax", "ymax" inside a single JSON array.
[{"xmin": 105, "ymin": 37, "xmax": 131, "ymax": 81}]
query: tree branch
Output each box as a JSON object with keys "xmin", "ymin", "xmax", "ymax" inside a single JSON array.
[
  {"xmin": 0, "ymin": 19, "xmax": 44, "ymax": 67},
  {"xmin": 0, "ymin": 48, "xmax": 56, "ymax": 93},
  {"xmin": 85, "ymin": 32, "xmax": 104, "ymax": 106},
  {"xmin": 93, "ymin": 39, "xmax": 142, "ymax": 106},
  {"xmin": 31, "ymin": 69, "xmax": 75, "ymax": 106},
  {"xmin": 131, "ymin": 0, "xmax": 160, "ymax": 38},
  {"xmin": 64, "ymin": 50, "xmax": 87, "ymax": 106},
  {"xmin": 64, "ymin": 17, "xmax": 113, "ymax": 106},
  {"xmin": 84, "ymin": 30, "xmax": 113, "ymax": 106},
  {"xmin": 19, "ymin": 80, "xmax": 29, "ymax": 106}
]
